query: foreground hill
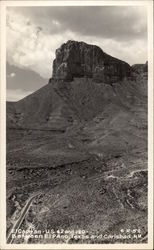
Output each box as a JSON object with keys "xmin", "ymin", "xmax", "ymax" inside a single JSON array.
[{"xmin": 6, "ymin": 41, "xmax": 148, "ymax": 244}]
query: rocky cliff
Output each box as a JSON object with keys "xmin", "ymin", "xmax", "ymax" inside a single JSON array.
[
  {"xmin": 131, "ymin": 61, "xmax": 148, "ymax": 74},
  {"xmin": 52, "ymin": 40, "xmax": 131, "ymax": 83}
]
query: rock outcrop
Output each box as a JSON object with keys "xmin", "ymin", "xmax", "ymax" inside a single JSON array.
[
  {"xmin": 131, "ymin": 61, "xmax": 148, "ymax": 74},
  {"xmin": 52, "ymin": 40, "xmax": 131, "ymax": 83}
]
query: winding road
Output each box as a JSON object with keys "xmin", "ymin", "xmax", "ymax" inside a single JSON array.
[{"xmin": 7, "ymin": 192, "xmax": 41, "ymax": 244}]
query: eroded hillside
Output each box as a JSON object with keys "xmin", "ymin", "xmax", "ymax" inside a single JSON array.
[{"xmin": 6, "ymin": 41, "xmax": 148, "ymax": 244}]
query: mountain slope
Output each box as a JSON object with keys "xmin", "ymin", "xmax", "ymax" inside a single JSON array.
[{"xmin": 6, "ymin": 41, "xmax": 148, "ymax": 244}]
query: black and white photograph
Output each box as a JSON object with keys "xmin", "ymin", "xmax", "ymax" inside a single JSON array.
[{"xmin": 0, "ymin": 0, "xmax": 153, "ymax": 249}]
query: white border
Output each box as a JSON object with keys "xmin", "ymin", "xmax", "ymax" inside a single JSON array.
[{"xmin": 0, "ymin": 1, "xmax": 153, "ymax": 250}]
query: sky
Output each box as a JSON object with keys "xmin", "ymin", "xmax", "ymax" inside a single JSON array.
[{"xmin": 6, "ymin": 6, "xmax": 147, "ymax": 101}]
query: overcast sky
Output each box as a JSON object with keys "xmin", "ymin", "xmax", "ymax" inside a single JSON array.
[{"xmin": 6, "ymin": 6, "xmax": 147, "ymax": 101}]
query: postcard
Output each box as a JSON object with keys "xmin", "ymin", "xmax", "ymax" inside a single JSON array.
[{"xmin": 0, "ymin": 1, "xmax": 153, "ymax": 249}]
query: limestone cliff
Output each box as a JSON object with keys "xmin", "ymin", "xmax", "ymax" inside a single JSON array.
[{"xmin": 52, "ymin": 40, "xmax": 131, "ymax": 83}]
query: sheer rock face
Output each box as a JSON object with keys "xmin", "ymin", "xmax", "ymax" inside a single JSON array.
[{"xmin": 52, "ymin": 40, "xmax": 131, "ymax": 83}]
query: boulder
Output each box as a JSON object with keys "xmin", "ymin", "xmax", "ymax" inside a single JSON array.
[{"xmin": 52, "ymin": 40, "xmax": 131, "ymax": 83}]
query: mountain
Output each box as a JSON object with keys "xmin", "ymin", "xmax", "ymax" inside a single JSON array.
[
  {"xmin": 7, "ymin": 40, "xmax": 147, "ymax": 131},
  {"xmin": 6, "ymin": 41, "xmax": 148, "ymax": 243}
]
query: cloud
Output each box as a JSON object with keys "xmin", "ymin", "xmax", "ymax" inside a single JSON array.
[
  {"xmin": 10, "ymin": 73, "xmax": 16, "ymax": 77},
  {"xmin": 6, "ymin": 9, "xmax": 76, "ymax": 78},
  {"xmin": 7, "ymin": 89, "xmax": 33, "ymax": 102},
  {"xmin": 6, "ymin": 6, "xmax": 147, "ymax": 80},
  {"xmin": 11, "ymin": 6, "xmax": 147, "ymax": 41},
  {"xmin": 7, "ymin": 72, "xmax": 16, "ymax": 78}
]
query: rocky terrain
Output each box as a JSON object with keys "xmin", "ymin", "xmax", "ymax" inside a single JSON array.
[{"xmin": 6, "ymin": 40, "xmax": 148, "ymax": 244}]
